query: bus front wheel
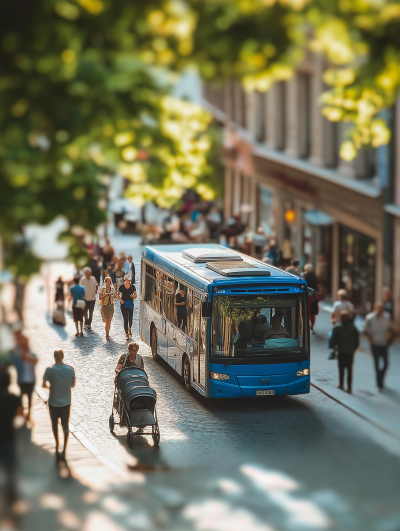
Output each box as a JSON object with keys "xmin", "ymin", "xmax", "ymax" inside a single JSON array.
[
  {"xmin": 151, "ymin": 327, "xmax": 159, "ymax": 362},
  {"xmin": 182, "ymin": 356, "xmax": 191, "ymax": 391}
]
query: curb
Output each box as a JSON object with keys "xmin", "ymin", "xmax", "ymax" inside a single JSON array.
[
  {"xmin": 310, "ymin": 381, "xmax": 400, "ymax": 442},
  {"xmin": 35, "ymin": 387, "xmax": 130, "ymax": 479}
]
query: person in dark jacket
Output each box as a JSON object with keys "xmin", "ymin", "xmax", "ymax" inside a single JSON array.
[{"xmin": 329, "ymin": 310, "xmax": 359, "ymax": 394}]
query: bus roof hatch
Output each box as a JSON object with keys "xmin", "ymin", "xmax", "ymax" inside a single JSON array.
[
  {"xmin": 182, "ymin": 248, "xmax": 242, "ymax": 263},
  {"xmin": 205, "ymin": 261, "xmax": 272, "ymax": 277}
]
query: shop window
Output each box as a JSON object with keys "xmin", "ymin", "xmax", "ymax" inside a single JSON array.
[{"xmin": 339, "ymin": 225, "xmax": 376, "ymax": 315}]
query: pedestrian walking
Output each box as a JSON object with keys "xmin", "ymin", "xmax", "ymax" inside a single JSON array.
[
  {"xmin": 0, "ymin": 369, "xmax": 23, "ymax": 505},
  {"xmin": 42, "ymin": 350, "xmax": 75, "ymax": 464},
  {"xmin": 286, "ymin": 259, "xmax": 300, "ymax": 276},
  {"xmin": 113, "ymin": 256, "xmax": 124, "ymax": 290},
  {"xmin": 79, "ymin": 267, "xmax": 98, "ymax": 331},
  {"xmin": 101, "ymin": 238, "xmax": 114, "ymax": 270},
  {"xmin": 329, "ymin": 289, "xmax": 355, "ymax": 359},
  {"xmin": 329, "ymin": 311, "xmax": 359, "ymax": 394},
  {"xmin": 117, "ymin": 275, "xmax": 137, "ymax": 340},
  {"xmin": 382, "ymin": 286, "xmax": 393, "ymax": 318},
  {"xmin": 99, "ymin": 276, "xmax": 116, "ymax": 340},
  {"xmin": 302, "ymin": 263, "xmax": 319, "ymax": 333},
  {"xmin": 125, "ymin": 254, "xmax": 136, "ymax": 281},
  {"xmin": 264, "ymin": 241, "xmax": 280, "ymax": 267},
  {"xmin": 55, "ymin": 276, "xmax": 65, "ymax": 311},
  {"xmin": 12, "ymin": 335, "xmax": 38, "ymax": 423},
  {"xmin": 365, "ymin": 301, "xmax": 396, "ymax": 391},
  {"xmin": 88, "ymin": 251, "xmax": 101, "ymax": 285},
  {"xmin": 69, "ymin": 277, "xmax": 85, "ymax": 337},
  {"xmin": 115, "ymin": 342, "xmax": 144, "ymax": 373}
]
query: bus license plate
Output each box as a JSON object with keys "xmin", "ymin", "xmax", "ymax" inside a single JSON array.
[{"xmin": 257, "ymin": 390, "xmax": 275, "ymax": 396}]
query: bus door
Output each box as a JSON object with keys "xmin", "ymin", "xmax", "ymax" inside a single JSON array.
[{"xmin": 193, "ymin": 295, "xmax": 206, "ymax": 390}]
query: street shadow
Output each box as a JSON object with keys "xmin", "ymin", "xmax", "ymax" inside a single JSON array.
[
  {"xmin": 46, "ymin": 318, "xmax": 69, "ymax": 341},
  {"xmin": 382, "ymin": 387, "xmax": 400, "ymax": 404},
  {"xmin": 0, "ymin": 425, "xmax": 165, "ymax": 531}
]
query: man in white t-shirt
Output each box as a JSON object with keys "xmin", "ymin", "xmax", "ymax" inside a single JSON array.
[
  {"xmin": 328, "ymin": 289, "xmax": 355, "ymax": 359},
  {"xmin": 80, "ymin": 267, "xmax": 98, "ymax": 330},
  {"xmin": 365, "ymin": 301, "xmax": 396, "ymax": 391}
]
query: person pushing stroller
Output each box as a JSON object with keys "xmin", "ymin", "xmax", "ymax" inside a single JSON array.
[{"xmin": 115, "ymin": 342, "xmax": 144, "ymax": 373}]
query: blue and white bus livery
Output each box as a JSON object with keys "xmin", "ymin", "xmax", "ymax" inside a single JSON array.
[{"xmin": 139, "ymin": 245, "xmax": 315, "ymax": 399}]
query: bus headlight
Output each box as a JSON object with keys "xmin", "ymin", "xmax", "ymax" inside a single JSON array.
[
  {"xmin": 210, "ymin": 372, "xmax": 230, "ymax": 381},
  {"xmin": 296, "ymin": 368, "xmax": 310, "ymax": 377}
]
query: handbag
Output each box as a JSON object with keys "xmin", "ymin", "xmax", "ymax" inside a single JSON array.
[{"xmin": 76, "ymin": 299, "xmax": 86, "ymax": 309}]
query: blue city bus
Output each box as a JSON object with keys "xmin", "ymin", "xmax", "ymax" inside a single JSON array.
[{"xmin": 139, "ymin": 244, "xmax": 315, "ymax": 398}]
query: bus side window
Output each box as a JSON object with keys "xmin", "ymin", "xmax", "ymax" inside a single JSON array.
[
  {"xmin": 186, "ymin": 289, "xmax": 193, "ymax": 338},
  {"xmin": 174, "ymin": 282, "xmax": 189, "ymax": 333},
  {"xmin": 144, "ymin": 267, "xmax": 156, "ymax": 309},
  {"xmin": 154, "ymin": 269, "xmax": 163, "ymax": 314},
  {"xmin": 163, "ymin": 275, "xmax": 175, "ymax": 322},
  {"xmin": 298, "ymin": 298, "xmax": 304, "ymax": 347}
]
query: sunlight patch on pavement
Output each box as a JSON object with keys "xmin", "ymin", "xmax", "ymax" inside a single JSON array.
[
  {"xmin": 241, "ymin": 465, "xmax": 331, "ymax": 529},
  {"xmin": 183, "ymin": 500, "xmax": 275, "ymax": 531},
  {"xmin": 82, "ymin": 512, "xmax": 125, "ymax": 531},
  {"xmin": 40, "ymin": 493, "xmax": 65, "ymax": 510},
  {"xmin": 59, "ymin": 509, "xmax": 81, "ymax": 529},
  {"xmin": 101, "ymin": 496, "xmax": 130, "ymax": 514},
  {"xmin": 216, "ymin": 479, "xmax": 244, "ymax": 496}
]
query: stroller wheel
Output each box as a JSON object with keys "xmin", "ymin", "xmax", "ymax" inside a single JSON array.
[
  {"xmin": 109, "ymin": 415, "xmax": 115, "ymax": 434},
  {"xmin": 152, "ymin": 426, "xmax": 160, "ymax": 446},
  {"xmin": 127, "ymin": 430, "xmax": 134, "ymax": 448}
]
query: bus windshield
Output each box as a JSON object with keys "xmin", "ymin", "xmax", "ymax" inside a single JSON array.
[{"xmin": 211, "ymin": 294, "xmax": 308, "ymax": 360}]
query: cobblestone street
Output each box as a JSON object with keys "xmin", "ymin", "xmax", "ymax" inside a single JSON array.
[{"xmin": 18, "ymin": 237, "xmax": 400, "ymax": 531}]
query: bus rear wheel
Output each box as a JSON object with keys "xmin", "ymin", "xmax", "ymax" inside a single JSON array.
[
  {"xmin": 182, "ymin": 356, "xmax": 191, "ymax": 391},
  {"xmin": 151, "ymin": 327, "xmax": 159, "ymax": 361}
]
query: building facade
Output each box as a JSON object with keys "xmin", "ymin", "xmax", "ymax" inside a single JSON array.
[{"xmin": 203, "ymin": 54, "xmax": 395, "ymax": 318}]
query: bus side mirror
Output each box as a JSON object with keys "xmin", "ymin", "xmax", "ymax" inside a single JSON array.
[
  {"xmin": 202, "ymin": 301, "xmax": 212, "ymax": 318},
  {"xmin": 311, "ymin": 300, "xmax": 319, "ymax": 316}
]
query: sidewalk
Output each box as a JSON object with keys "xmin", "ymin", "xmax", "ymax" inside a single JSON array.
[{"xmin": 310, "ymin": 307, "xmax": 400, "ymax": 441}]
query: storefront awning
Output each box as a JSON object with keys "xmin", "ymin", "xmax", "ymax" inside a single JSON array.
[
  {"xmin": 303, "ymin": 210, "xmax": 334, "ymax": 226},
  {"xmin": 384, "ymin": 204, "xmax": 400, "ymax": 218}
]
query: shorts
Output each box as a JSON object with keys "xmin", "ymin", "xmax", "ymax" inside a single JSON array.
[
  {"xmin": 72, "ymin": 307, "xmax": 84, "ymax": 322},
  {"xmin": 19, "ymin": 382, "xmax": 35, "ymax": 398}
]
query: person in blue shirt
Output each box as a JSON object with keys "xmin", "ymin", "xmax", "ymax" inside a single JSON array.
[{"xmin": 69, "ymin": 277, "xmax": 85, "ymax": 336}]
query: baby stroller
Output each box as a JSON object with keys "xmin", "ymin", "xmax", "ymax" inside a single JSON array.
[{"xmin": 109, "ymin": 367, "xmax": 160, "ymax": 448}]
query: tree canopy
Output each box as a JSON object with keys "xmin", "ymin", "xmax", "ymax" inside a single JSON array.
[{"xmin": 2, "ymin": 0, "xmax": 400, "ymax": 275}]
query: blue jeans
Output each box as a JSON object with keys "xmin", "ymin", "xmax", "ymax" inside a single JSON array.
[{"xmin": 371, "ymin": 345, "xmax": 389, "ymax": 388}]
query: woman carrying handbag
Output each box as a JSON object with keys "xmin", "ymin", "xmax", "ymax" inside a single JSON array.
[{"xmin": 99, "ymin": 276, "xmax": 116, "ymax": 340}]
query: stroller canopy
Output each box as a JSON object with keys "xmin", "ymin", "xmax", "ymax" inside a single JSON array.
[{"xmin": 116, "ymin": 367, "xmax": 148, "ymax": 390}]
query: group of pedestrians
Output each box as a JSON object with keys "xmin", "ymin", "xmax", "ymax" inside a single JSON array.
[
  {"xmin": 54, "ymin": 246, "xmax": 138, "ymax": 342},
  {"xmin": 328, "ymin": 289, "xmax": 396, "ymax": 394}
]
